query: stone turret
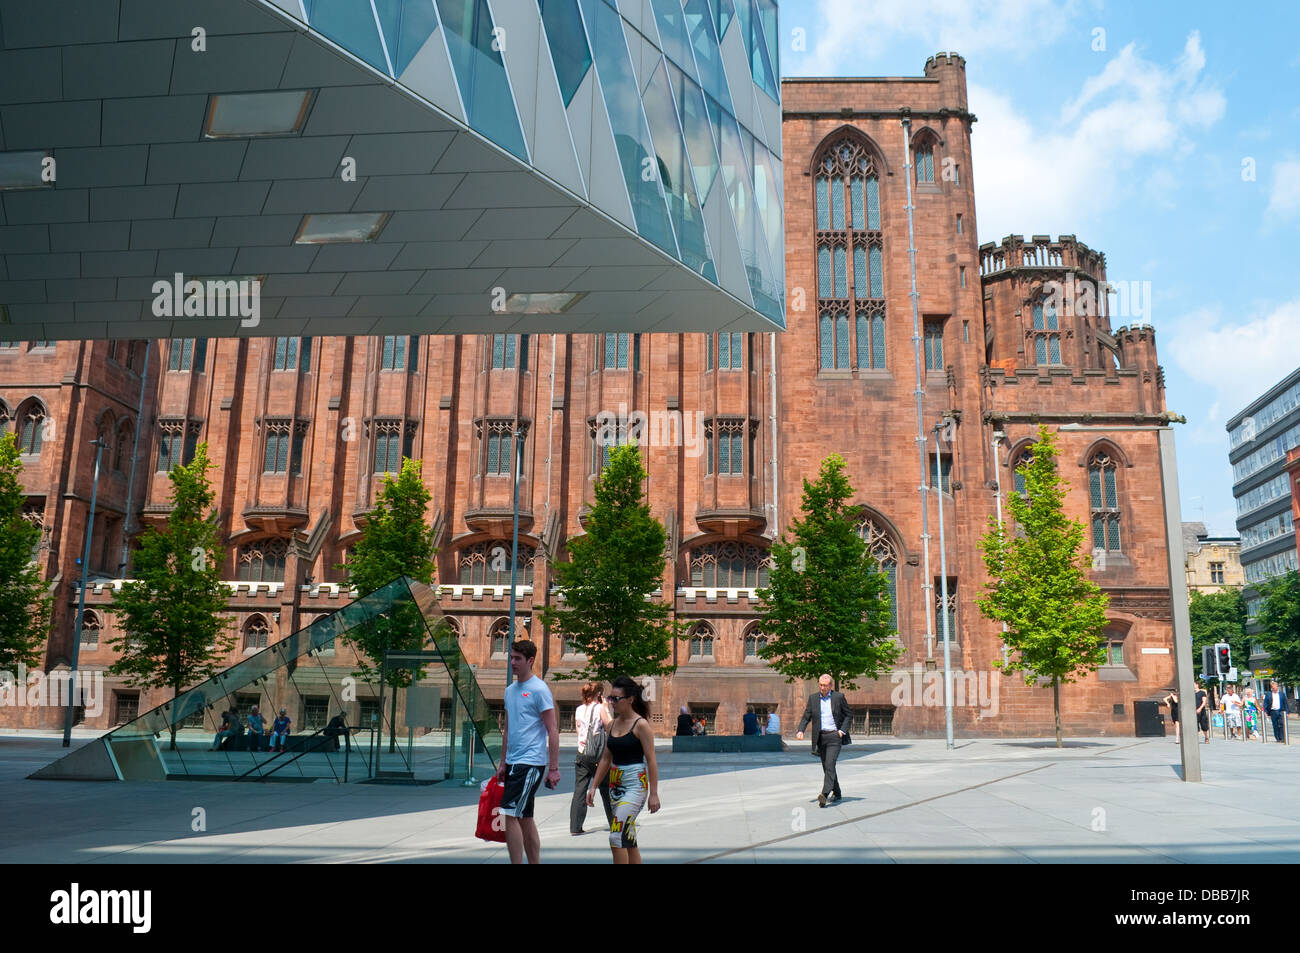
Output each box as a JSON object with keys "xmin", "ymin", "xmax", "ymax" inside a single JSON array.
[{"xmin": 924, "ymin": 52, "xmax": 968, "ymax": 112}]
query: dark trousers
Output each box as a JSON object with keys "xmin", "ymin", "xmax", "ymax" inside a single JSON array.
[
  {"xmin": 571, "ymin": 756, "xmax": 613, "ymax": 833},
  {"xmin": 818, "ymin": 730, "xmax": 842, "ymax": 798},
  {"xmin": 1271, "ymin": 710, "xmax": 1286, "ymax": 742}
]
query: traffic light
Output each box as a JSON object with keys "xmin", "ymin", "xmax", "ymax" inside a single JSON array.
[
  {"xmin": 1202, "ymin": 645, "xmax": 1219, "ymax": 678},
  {"xmin": 1216, "ymin": 643, "xmax": 1232, "ymax": 678}
]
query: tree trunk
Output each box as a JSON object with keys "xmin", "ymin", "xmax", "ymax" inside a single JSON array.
[{"xmin": 1053, "ymin": 678, "xmax": 1062, "ymax": 749}]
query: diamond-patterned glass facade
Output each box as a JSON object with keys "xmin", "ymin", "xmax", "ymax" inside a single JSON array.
[{"xmin": 277, "ymin": 0, "xmax": 784, "ymax": 325}]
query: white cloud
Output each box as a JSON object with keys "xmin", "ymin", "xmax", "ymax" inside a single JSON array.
[
  {"xmin": 1166, "ymin": 299, "xmax": 1300, "ymax": 421},
  {"xmin": 1265, "ymin": 158, "xmax": 1300, "ymax": 220},
  {"xmin": 797, "ymin": 0, "xmax": 1080, "ymax": 75},
  {"xmin": 970, "ymin": 32, "xmax": 1226, "ymax": 240}
]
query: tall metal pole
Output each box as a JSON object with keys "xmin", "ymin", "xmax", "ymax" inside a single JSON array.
[
  {"xmin": 64, "ymin": 437, "xmax": 108, "ymax": 748},
  {"xmin": 505, "ymin": 428, "xmax": 523, "ymax": 689},
  {"xmin": 934, "ymin": 424, "xmax": 954, "ymax": 749},
  {"xmin": 901, "ymin": 114, "xmax": 935, "ymax": 659}
]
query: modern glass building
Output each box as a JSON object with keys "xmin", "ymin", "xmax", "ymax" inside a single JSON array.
[
  {"xmin": 33, "ymin": 577, "xmax": 502, "ymax": 781},
  {"xmin": 1226, "ymin": 366, "xmax": 1300, "ymax": 677},
  {"xmin": 0, "ymin": 0, "xmax": 783, "ymax": 339}
]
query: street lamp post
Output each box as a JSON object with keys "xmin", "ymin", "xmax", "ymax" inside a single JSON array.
[
  {"xmin": 63, "ymin": 437, "xmax": 108, "ymax": 748},
  {"xmin": 933, "ymin": 421, "xmax": 954, "ymax": 750},
  {"xmin": 505, "ymin": 427, "xmax": 523, "ymax": 689}
]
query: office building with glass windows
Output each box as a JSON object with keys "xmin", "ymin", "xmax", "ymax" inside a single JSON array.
[{"xmin": 1226, "ymin": 366, "xmax": 1300, "ymax": 677}]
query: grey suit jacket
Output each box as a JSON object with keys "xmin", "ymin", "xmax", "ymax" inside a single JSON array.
[{"xmin": 796, "ymin": 691, "xmax": 852, "ymax": 754}]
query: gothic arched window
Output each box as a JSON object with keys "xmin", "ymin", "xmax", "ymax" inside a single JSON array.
[
  {"xmin": 1011, "ymin": 449, "xmax": 1034, "ymax": 497},
  {"xmin": 1032, "ymin": 299, "xmax": 1062, "ymax": 365},
  {"xmin": 688, "ymin": 622, "xmax": 715, "ymax": 660},
  {"xmin": 855, "ymin": 513, "xmax": 899, "ymax": 630},
  {"xmin": 1089, "ymin": 452, "xmax": 1122, "ymax": 552},
  {"xmin": 16, "ymin": 400, "xmax": 47, "ymax": 455},
  {"xmin": 814, "ymin": 136, "xmax": 885, "ymax": 371},
  {"xmin": 243, "ymin": 615, "xmax": 271, "ymax": 650},
  {"xmin": 743, "ymin": 624, "xmax": 768, "ymax": 660}
]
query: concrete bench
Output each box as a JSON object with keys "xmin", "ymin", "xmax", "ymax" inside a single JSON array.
[{"xmin": 671, "ymin": 735, "xmax": 785, "ymax": 753}]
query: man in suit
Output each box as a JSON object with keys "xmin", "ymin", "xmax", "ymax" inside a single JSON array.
[
  {"xmin": 1264, "ymin": 680, "xmax": 1289, "ymax": 743},
  {"xmin": 795, "ymin": 674, "xmax": 852, "ymax": 807}
]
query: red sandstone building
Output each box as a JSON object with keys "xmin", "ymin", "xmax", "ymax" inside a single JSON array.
[{"xmin": 1, "ymin": 55, "xmax": 1178, "ymax": 737}]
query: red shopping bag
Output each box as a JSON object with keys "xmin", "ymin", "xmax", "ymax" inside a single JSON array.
[{"xmin": 476, "ymin": 776, "xmax": 507, "ymax": 842}]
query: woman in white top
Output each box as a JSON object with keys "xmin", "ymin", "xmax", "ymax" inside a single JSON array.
[{"xmin": 571, "ymin": 681, "xmax": 613, "ymax": 835}]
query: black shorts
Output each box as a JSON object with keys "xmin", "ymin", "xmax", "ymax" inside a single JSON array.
[
  {"xmin": 500, "ymin": 764, "xmax": 545, "ymax": 819},
  {"xmin": 1197, "ymin": 711, "xmax": 1210, "ymax": 731}
]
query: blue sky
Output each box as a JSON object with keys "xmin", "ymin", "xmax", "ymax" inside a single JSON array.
[{"xmin": 776, "ymin": 0, "xmax": 1300, "ymax": 536}]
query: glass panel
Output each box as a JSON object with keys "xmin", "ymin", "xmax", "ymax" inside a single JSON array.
[
  {"xmin": 642, "ymin": 59, "xmax": 715, "ymax": 276},
  {"xmin": 383, "ymin": 335, "xmax": 396, "ymax": 369},
  {"xmin": 435, "ymin": 0, "xmax": 528, "ymax": 159},
  {"xmin": 300, "ymin": 337, "xmax": 312, "ymax": 373},
  {"xmin": 718, "ymin": 428, "xmax": 730, "ymax": 472},
  {"xmin": 649, "ymin": 0, "xmax": 696, "ymax": 77},
  {"xmin": 581, "ymin": 0, "xmax": 679, "ymax": 256},
  {"xmin": 492, "ymin": 333, "xmax": 504, "ymax": 368},
  {"xmin": 1104, "ymin": 467, "xmax": 1117, "ymax": 507},
  {"xmin": 1046, "ymin": 303, "xmax": 1059, "ymax": 330},
  {"xmin": 604, "ymin": 333, "xmax": 617, "ymax": 368},
  {"xmin": 683, "ymin": 0, "xmax": 733, "ymax": 115},
  {"xmin": 373, "ymin": 0, "xmax": 442, "ymax": 76},
  {"xmin": 872, "ymin": 310, "xmax": 885, "ymax": 368},
  {"xmin": 1049, "ymin": 335, "xmax": 1061, "ymax": 364},
  {"xmin": 833, "ymin": 245, "xmax": 847, "ymax": 298},
  {"xmin": 617, "ymin": 332, "xmax": 628, "ymax": 368},
  {"xmin": 816, "ymin": 177, "xmax": 830, "ymax": 229},
  {"xmin": 304, "ymin": 0, "xmax": 389, "ymax": 73},
  {"xmin": 836, "ymin": 314, "xmax": 849, "ymax": 369},
  {"xmin": 820, "ymin": 314, "xmax": 832, "ymax": 369},
  {"xmin": 850, "ymin": 176, "xmax": 865, "ymax": 229},
  {"xmin": 731, "ymin": 333, "xmax": 743, "ymax": 368},
  {"xmin": 868, "ymin": 246, "xmax": 882, "ymax": 297},
  {"xmin": 1035, "ymin": 336, "xmax": 1047, "ymax": 365},
  {"xmin": 745, "ymin": 0, "xmax": 778, "ymax": 102},
  {"xmin": 752, "ymin": 145, "xmax": 784, "ymax": 296},
  {"xmin": 504, "ymin": 333, "xmax": 516, "ymax": 368},
  {"xmin": 817, "ymin": 245, "xmax": 831, "ymax": 296},
  {"xmin": 853, "ymin": 244, "xmax": 867, "ymax": 297},
  {"xmin": 1092, "ymin": 517, "xmax": 1104, "ymax": 549},
  {"xmin": 487, "ymin": 432, "xmax": 499, "ymax": 473},
  {"xmin": 1089, "ymin": 467, "xmax": 1102, "ymax": 507},
  {"xmin": 538, "ymin": 0, "xmax": 592, "ymax": 107},
  {"xmin": 856, "ymin": 314, "xmax": 868, "ymax": 369},
  {"xmin": 1107, "ymin": 519, "xmax": 1121, "ymax": 551},
  {"xmin": 711, "ymin": 0, "xmax": 734, "ymax": 39},
  {"xmin": 666, "ymin": 63, "xmax": 718, "ymax": 202},
  {"xmin": 866, "ymin": 176, "xmax": 880, "ymax": 229},
  {"xmin": 274, "ymin": 337, "xmax": 287, "ymax": 369},
  {"xmin": 831, "ymin": 175, "xmax": 845, "ymax": 229},
  {"xmin": 1032, "ymin": 304, "xmax": 1044, "ymax": 330},
  {"xmin": 718, "ymin": 331, "xmax": 730, "ymax": 367}
]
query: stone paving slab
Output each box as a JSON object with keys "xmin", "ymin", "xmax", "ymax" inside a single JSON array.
[{"xmin": 2, "ymin": 732, "xmax": 1299, "ymax": 863}]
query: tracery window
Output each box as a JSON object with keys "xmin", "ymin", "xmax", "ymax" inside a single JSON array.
[
  {"xmin": 477, "ymin": 419, "xmax": 526, "ymax": 477},
  {"xmin": 17, "ymin": 401, "xmax": 47, "ymax": 455},
  {"xmin": 243, "ymin": 615, "xmax": 272, "ymax": 650},
  {"xmin": 1089, "ymin": 452, "xmax": 1121, "ymax": 552},
  {"xmin": 815, "ymin": 137, "xmax": 885, "ymax": 370},
  {"xmin": 458, "ymin": 541, "xmax": 536, "ymax": 587},
  {"xmin": 688, "ymin": 622, "xmax": 715, "ymax": 659},
  {"xmin": 238, "ymin": 539, "xmax": 288, "ymax": 583},
  {"xmin": 743, "ymin": 624, "xmax": 769, "ymax": 660},
  {"xmin": 855, "ymin": 513, "xmax": 899, "ymax": 630},
  {"xmin": 686, "ymin": 542, "xmax": 773, "ymax": 588}
]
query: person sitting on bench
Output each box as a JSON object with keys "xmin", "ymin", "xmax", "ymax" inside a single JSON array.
[{"xmin": 322, "ymin": 712, "xmax": 350, "ymax": 752}]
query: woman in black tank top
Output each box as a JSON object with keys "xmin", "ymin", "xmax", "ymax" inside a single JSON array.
[{"xmin": 587, "ymin": 676, "xmax": 660, "ymax": 864}]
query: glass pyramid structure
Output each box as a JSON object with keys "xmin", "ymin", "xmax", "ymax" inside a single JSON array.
[
  {"xmin": 33, "ymin": 577, "xmax": 501, "ymax": 783},
  {"xmin": 264, "ymin": 0, "xmax": 785, "ymax": 325}
]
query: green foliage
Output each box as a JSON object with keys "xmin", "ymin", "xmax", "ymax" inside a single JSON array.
[
  {"xmin": 539, "ymin": 443, "xmax": 685, "ymax": 682},
  {"xmin": 1188, "ymin": 588, "xmax": 1248, "ymax": 678},
  {"xmin": 978, "ymin": 426, "xmax": 1109, "ymax": 746},
  {"xmin": 341, "ymin": 458, "xmax": 437, "ymax": 688},
  {"xmin": 0, "ymin": 431, "xmax": 50, "ymax": 671},
  {"xmin": 1256, "ymin": 570, "xmax": 1300, "ymax": 685},
  {"xmin": 108, "ymin": 444, "xmax": 233, "ymax": 747},
  {"xmin": 756, "ymin": 454, "xmax": 900, "ymax": 690}
]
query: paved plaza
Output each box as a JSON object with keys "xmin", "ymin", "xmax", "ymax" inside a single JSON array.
[{"xmin": 2, "ymin": 727, "xmax": 1298, "ymax": 863}]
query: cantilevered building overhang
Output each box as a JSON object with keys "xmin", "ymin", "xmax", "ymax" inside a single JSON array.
[{"xmin": 0, "ymin": 0, "xmax": 784, "ymax": 340}]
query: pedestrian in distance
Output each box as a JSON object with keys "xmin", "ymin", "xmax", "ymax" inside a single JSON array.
[
  {"xmin": 1161, "ymin": 689, "xmax": 1179, "ymax": 743},
  {"xmin": 765, "ymin": 709, "xmax": 780, "ymax": 736},
  {"xmin": 571, "ymin": 681, "xmax": 613, "ymax": 836},
  {"xmin": 495, "ymin": 639, "xmax": 561, "ymax": 864},
  {"xmin": 587, "ymin": 675, "xmax": 660, "ymax": 864},
  {"xmin": 675, "ymin": 705, "xmax": 694, "ymax": 737},
  {"xmin": 269, "ymin": 708, "xmax": 292, "ymax": 753},
  {"xmin": 1242, "ymin": 685, "xmax": 1262, "ymax": 740},
  {"xmin": 742, "ymin": 706, "xmax": 760, "ymax": 735},
  {"xmin": 1222, "ymin": 685, "xmax": 1242, "ymax": 740},
  {"xmin": 211, "ymin": 703, "xmax": 240, "ymax": 751},
  {"xmin": 1264, "ymin": 680, "xmax": 1289, "ymax": 743},
  {"xmin": 795, "ymin": 674, "xmax": 852, "ymax": 807},
  {"xmin": 246, "ymin": 705, "xmax": 266, "ymax": 753},
  {"xmin": 1194, "ymin": 679, "xmax": 1211, "ymax": 744}
]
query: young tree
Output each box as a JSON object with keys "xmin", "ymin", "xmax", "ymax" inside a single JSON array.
[
  {"xmin": 341, "ymin": 457, "xmax": 437, "ymax": 751},
  {"xmin": 0, "ymin": 431, "xmax": 51, "ymax": 672},
  {"xmin": 1188, "ymin": 588, "xmax": 1248, "ymax": 679},
  {"xmin": 1255, "ymin": 570, "xmax": 1300, "ymax": 685},
  {"xmin": 978, "ymin": 425, "xmax": 1110, "ymax": 748},
  {"xmin": 108, "ymin": 444, "xmax": 233, "ymax": 749},
  {"xmin": 539, "ymin": 443, "xmax": 685, "ymax": 682},
  {"xmin": 756, "ymin": 454, "xmax": 900, "ymax": 690}
]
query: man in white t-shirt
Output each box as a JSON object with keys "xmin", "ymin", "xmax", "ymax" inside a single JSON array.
[
  {"xmin": 1222, "ymin": 685, "xmax": 1242, "ymax": 739},
  {"xmin": 495, "ymin": 640, "xmax": 560, "ymax": 864}
]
